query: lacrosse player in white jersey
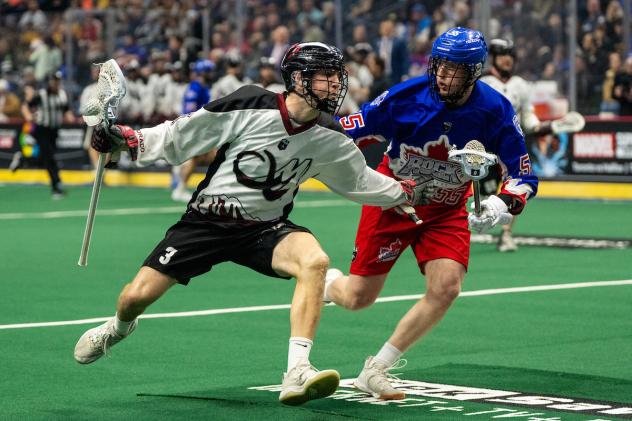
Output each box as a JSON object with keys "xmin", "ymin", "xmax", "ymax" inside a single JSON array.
[
  {"xmin": 481, "ymin": 38, "xmax": 583, "ymax": 251},
  {"xmin": 73, "ymin": 42, "xmax": 430, "ymax": 406}
]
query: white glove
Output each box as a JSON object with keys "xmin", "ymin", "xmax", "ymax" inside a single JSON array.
[{"xmin": 468, "ymin": 195, "xmax": 513, "ymax": 233}]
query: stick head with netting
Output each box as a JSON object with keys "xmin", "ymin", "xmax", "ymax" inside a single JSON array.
[
  {"xmin": 81, "ymin": 59, "xmax": 127, "ymax": 127},
  {"xmin": 448, "ymin": 140, "xmax": 498, "ymax": 181},
  {"xmin": 77, "ymin": 59, "xmax": 127, "ymax": 267}
]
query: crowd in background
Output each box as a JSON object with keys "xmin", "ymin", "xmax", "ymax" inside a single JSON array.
[{"xmin": 1, "ymin": 0, "xmax": 632, "ymax": 125}]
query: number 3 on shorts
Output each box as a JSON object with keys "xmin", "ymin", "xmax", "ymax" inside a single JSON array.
[{"xmin": 159, "ymin": 247, "xmax": 178, "ymax": 265}]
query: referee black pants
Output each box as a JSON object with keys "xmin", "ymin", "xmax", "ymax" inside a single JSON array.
[{"xmin": 33, "ymin": 126, "xmax": 61, "ymax": 190}]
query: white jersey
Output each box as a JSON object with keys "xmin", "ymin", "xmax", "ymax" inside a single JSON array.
[
  {"xmin": 480, "ymin": 74, "xmax": 540, "ymax": 133},
  {"xmin": 136, "ymin": 85, "xmax": 406, "ymax": 222},
  {"xmin": 211, "ymin": 74, "xmax": 248, "ymax": 100}
]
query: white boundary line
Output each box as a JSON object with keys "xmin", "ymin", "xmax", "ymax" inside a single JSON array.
[
  {"xmin": 1, "ymin": 279, "xmax": 630, "ymax": 330},
  {"xmin": 0, "ymin": 200, "xmax": 353, "ymax": 220}
]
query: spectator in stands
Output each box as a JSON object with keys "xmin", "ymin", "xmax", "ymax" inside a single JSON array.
[
  {"xmin": 297, "ymin": 0, "xmax": 324, "ymax": 28},
  {"xmin": 267, "ymin": 26, "xmax": 290, "ymax": 70},
  {"xmin": 367, "ymin": 53, "xmax": 391, "ymax": 101},
  {"xmin": 408, "ymin": 3, "xmax": 432, "ymax": 42},
  {"xmin": 348, "ymin": 43, "xmax": 373, "ymax": 90},
  {"xmin": 166, "ymin": 35, "xmax": 187, "ymax": 65},
  {"xmin": 18, "ymin": 0, "xmax": 46, "ymax": 29},
  {"xmin": 340, "ymin": 62, "xmax": 361, "ymax": 115},
  {"xmin": 211, "ymin": 54, "xmax": 249, "ymax": 101},
  {"xmin": 160, "ymin": 61, "xmax": 188, "ymax": 120},
  {"xmin": 604, "ymin": 0, "xmax": 624, "ymax": 50},
  {"xmin": 321, "ymin": 1, "xmax": 336, "ymax": 44},
  {"xmin": 302, "ymin": 17, "xmax": 325, "ymax": 43},
  {"xmin": 146, "ymin": 52, "xmax": 172, "ymax": 120},
  {"xmin": 0, "ymin": 79, "xmax": 21, "ymax": 122},
  {"xmin": 613, "ymin": 55, "xmax": 632, "ymax": 115},
  {"xmin": 452, "ymin": 0, "xmax": 471, "ymax": 27},
  {"xmin": 351, "ymin": 23, "xmax": 370, "ymax": 45},
  {"xmin": 28, "ymin": 37, "xmax": 62, "ymax": 85},
  {"xmin": 581, "ymin": 0, "xmax": 605, "ymax": 40},
  {"xmin": 408, "ymin": 37, "xmax": 431, "ymax": 78},
  {"xmin": 601, "ymin": 51, "xmax": 622, "ymax": 115},
  {"xmin": 376, "ymin": 18, "xmax": 409, "ymax": 84},
  {"xmin": 118, "ymin": 60, "xmax": 145, "ymax": 124},
  {"xmin": 428, "ymin": 7, "xmax": 451, "ymax": 42},
  {"xmin": 575, "ymin": 53, "xmax": 594, "ymax": 113}
]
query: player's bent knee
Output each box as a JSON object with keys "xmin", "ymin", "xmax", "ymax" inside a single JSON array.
[
  {"xmin": 299, "ymin": 252, "xmax": 330, "ymax": 278},
  {"xmin": 119, "ymin": 282, "xmax": 153, "ymax": 309},
  {"xmin": 427, "ymin": 280, "xmax": 461, "ymax": 304}
]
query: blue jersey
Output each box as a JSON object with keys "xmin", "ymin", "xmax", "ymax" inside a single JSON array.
[
  {"xmin": 183, "ymin": 80, "xmax": 210, "ymax": 113},
  {"xmin": 339, "ymin": 75, "xmax": 538, "ymax": 209}
]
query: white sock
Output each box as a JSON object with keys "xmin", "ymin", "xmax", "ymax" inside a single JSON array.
[
  {"xmin": 287, "ymin": 337, "xmax": 313, "ymax": 371},
  {"xmin": 323, "ymin": 268, "xmax": 343, "ymax": 302},
  {"xmin": 323, "ymin": 280, "xmax": 334, "ymax": 302},
  {"xmin": 113, "ymin": 313, "xmax": 135, "ymax": 335},
  {"xmin": 374, "ymin": 342, "xmax": 403, "ymax": 367}
]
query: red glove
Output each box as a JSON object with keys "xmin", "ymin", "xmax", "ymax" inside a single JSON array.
[{"xmin": 91, "ymin": 124, "xmax": 139, "ymax": 161}]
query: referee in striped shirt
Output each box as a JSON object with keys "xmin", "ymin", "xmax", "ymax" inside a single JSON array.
[{"xmin": 22, "ymin": 71, "xmax": 73, "ymax": 198}]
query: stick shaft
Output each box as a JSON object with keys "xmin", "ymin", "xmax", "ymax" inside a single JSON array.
[
  {"xmin": 78, "ymin": 152, "xmax": 107, "ymax": 266},
  {"xmin": 397, "ymin": 204, "xmax": 423, "ymax": 225},
  {"xmin": 473, "ymin": 180, "xmax": 481, "ymax": 216}
]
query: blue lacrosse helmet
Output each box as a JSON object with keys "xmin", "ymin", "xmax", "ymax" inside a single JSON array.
[
  {"xmin": 428, "ymin": 27, "xmax": 487, "ymax": 104},
  {"xmin": 192, "ymin": 59, "xmax": 215, "ymax": 74}
]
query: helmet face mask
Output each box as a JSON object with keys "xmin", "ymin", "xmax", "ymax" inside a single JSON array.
[
  {"xmin": 489, "ymin": 39, "xmax": 515, "ymax": 79},
  {"xmin": 281, "ymin": 42, "xmax": 348, "ymax": 114},
  {"xmin": 428, "ymin": 27, "xmax": 487, "ymax": 105},
  {"xmin": 428, "ymin": 58, "xmax": 479, "ymax": 104}
]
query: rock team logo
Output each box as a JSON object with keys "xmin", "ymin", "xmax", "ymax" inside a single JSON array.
[
  {"xmin": 234, "ymin": 150, "xmax": 312, "ymax": 201},
  {"xmin": 394, "ymin": 135, "xmax": 467, "ymax": 188}
]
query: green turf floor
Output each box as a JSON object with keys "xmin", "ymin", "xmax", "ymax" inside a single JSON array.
[{"xmin": 1, "ymin": 184, "xmax": 631, "ymax": 420}]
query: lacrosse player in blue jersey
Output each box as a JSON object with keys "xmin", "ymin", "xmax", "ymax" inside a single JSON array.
[{"xmin": 325, "ymin": 28, "xmax": 539, "ymax": 400}]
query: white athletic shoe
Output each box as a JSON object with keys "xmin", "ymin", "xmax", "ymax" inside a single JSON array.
[
  {"xmin": 171, "ymin": 187, "xmax": 192, "ymax": 203},
  {"xmin": 323, "ymin": 268, "xmax": 343, "ymax": 303},
  {"xmin": 498, "ymin": 230, "xmax": 518, "ymax": 252},
  {"xmin": 354, "ymin": 356, "xmax": 407, "ymax": 400},
  {"xmin": 279, "ymin": 359, "xmax": 340, "ymax": 406},
  {"xmin": 74, "ymin": 318, "xmax": 137, "ymax": 364}
]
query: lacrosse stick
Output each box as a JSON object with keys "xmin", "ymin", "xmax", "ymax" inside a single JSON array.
[
  {"xmin": 398, "ymin": 204, "xmax": 422, "ymax": 225},
  {"xmin": 448, "ymin": 140, "xmax": 497, "ymax": 216},
  {"xmin": 78, "ymin": 59, "xmax": 127, "ymax": 266},
  {"xmin": 551, "ymin": 111, "xmax": 585, "ymax": 134}
]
